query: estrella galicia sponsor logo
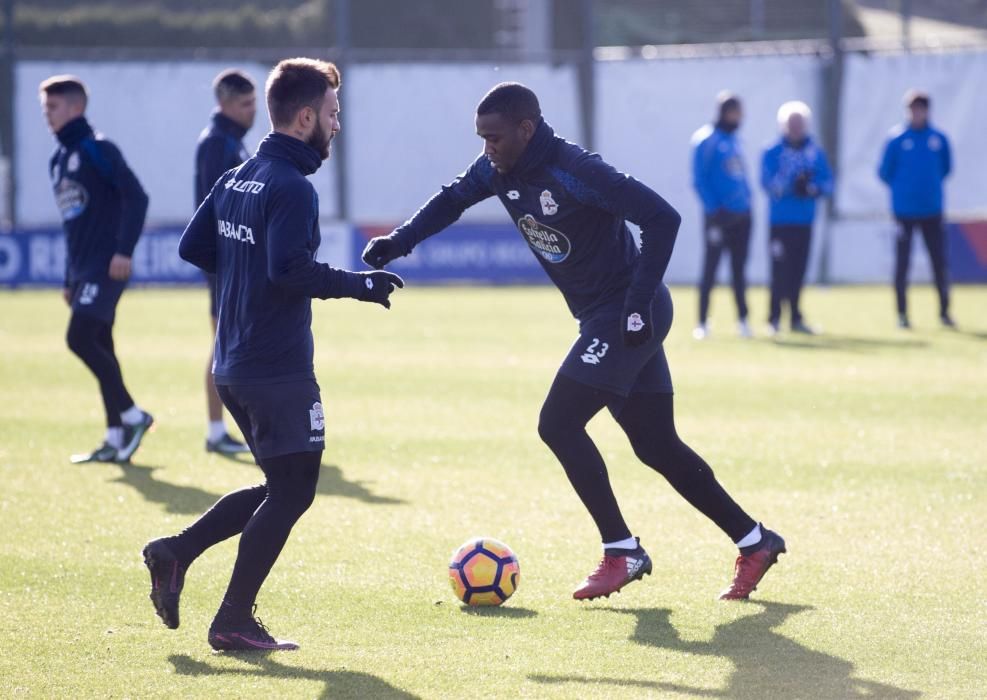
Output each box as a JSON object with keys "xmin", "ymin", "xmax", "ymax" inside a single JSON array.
[
  {"xmin": 224, "ymin": 177, "xmax": 265, "ymax": 194},
  {"xmin": 517, "ymin": 214, "xmax": 571, "ymax": 263},
  {"xmin": 309, "ymin": 401, "xmax": 325, "ymax": 431},
  {"xmin": 217, "ymin": 219, "xmax": 256, "ymax": 245},
  {"xmin": 54, "ymin": 178, "xmax": 89, "ymax": 221}
]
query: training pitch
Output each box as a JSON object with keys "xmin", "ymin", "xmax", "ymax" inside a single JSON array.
[{"xmin": 1, "ymin": 285, "xmax": 984, "ymax": 698}]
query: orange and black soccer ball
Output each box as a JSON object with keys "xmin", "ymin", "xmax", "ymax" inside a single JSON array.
[{"xmin": 448, "ymin": 538, "xmax": 520, "ymax": 606}]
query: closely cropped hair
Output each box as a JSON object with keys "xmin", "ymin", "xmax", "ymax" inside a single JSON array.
[
  {"xmin": 265, "ymin": 58, "xmax": 340, "ymax": 128},
  {"xmin": 214, "ymin": 69, "xmax": 256, "ymax": 103},
  {"xmin": 476, "ymin": 82, "xmax": 541, "ymax": 124},
  {"xmin": 717, "ymin": 90, "xmax": 741, "ymax": 117},
  {"xmin": 39, "ymin": 75, "xmax": 88, "ymax": 107},
  {"xmin": 777, "ymin": 100, "xmax": 812, "ymax": 131}
]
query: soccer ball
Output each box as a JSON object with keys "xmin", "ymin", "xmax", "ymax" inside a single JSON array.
[{"xmin": 448, "ymin": 538, "xmax": 520, "ymax": 606}]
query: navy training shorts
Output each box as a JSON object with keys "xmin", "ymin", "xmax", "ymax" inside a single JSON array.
[
  {"xmin": 557, "ymin": 284, "xmax": 674, "ymax": 411},
  {"xmin": 217, "ymin": 379, "xmax": 325, "ymax": 461},
  {"xmin": 68, "ymin": 276, "xmax": 127, "ymax": 324}
]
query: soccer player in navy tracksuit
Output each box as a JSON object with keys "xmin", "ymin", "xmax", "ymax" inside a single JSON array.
[
  {"xmin": 364, "ymin": 83, "xmax": 785, "ymax": 602},
  {"xmin": 142, "ymin": 59, "xmax": 403, "ymax": 651},
  {"xmin": 878, "ymin": 90, "xmax": 954, "ymax": 329},
  {"xmin": 40, "ymin": 75, "xmax": 154, "ymax": 464},
  {"xmin": 691, "ymin": 92, "xmax": 753, "ymax": 340},
  {"xmin": 761, "ymin": 101, "xmax": 833, "ymax": 335},
  {"xmin": 194, "ymin": 69, "xmax": 256, "ymax": 455}
]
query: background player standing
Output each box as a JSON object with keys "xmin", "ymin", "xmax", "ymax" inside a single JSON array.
[
  {"xmin": 195, "ymin": 69, "xmax": 256, "ymax": 454},
  {"xmin": 761, "ymin": 101, "xmax": 833, "ymax": 335},
  {"xmin": 41, "ymin": 75, "xmax": 154, "ymax": 464},
  {"xmin": 878, "ymin": 90, "xmax": 954, "ymax": 329},
  {"xmin": 691, "ymin": 92, "xmax": 753, "ymax": 340},
  {"xmin": 143, "ymin": 58, "xmax": 403, "ymax": 651},
  {"xmin": 364, "ymin": 82, "xmax": 785, "ymax": 602}
]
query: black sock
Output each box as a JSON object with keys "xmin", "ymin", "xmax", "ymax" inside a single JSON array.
[
  {"xmin": 614, "ymin": 392, "xmax": 757, "ymax": 543},
  {"xmin": 538, "ymin": 374, "xmax": 632, "ymax": 543},
  {"xmin": 66, "ymin": 313, "xmax": 134, "ymax": 428},
  {"xmin": 218, "ymin": 451, "xmax": 321, "ymax": 618},
  {"xmin": 167, "ymin": 484, "xmax": 268, "ymax": 567}
]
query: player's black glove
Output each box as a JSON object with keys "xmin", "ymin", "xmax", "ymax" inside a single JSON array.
[
  {"xmin": 362, "ymin": 236, "xmax": 402, "ymax": 270},
  {"xmin": 621, "ymin": 294, "xmax": 654, "ymax": 348},
  {"xmin": 355, "ymin": 270, "xmax": 405, "ymax": 309},
  {"xmin": 793, "ymin": 171, "xmax": 818, "ymax": 198}
]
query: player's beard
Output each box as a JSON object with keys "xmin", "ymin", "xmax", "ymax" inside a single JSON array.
[{"xmin": 307, "ymin": 119, "xmax": 331, "ymax": 160}]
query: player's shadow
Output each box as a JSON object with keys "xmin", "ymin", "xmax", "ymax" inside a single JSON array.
[
  {"xmin": 168, "ymin": 653, "xmax": 419, "ymax": 699},
  {"xmin": 459, "ymin": 605, "xmax": 538, "ymax": 619},
  {"xmin": 530, "ymin": 601, "xmax": 920, "ymax": 699},
  {"xmin": 765, "ymin": 334, "xmax": 929, "ymax": 353},
  {"xmin": 316, "ymin": 463, "xmax": 406, "ymax": 505},
  {"xmin": 108, "ymin": 462, "xmax": 221, "ymax": 515}
]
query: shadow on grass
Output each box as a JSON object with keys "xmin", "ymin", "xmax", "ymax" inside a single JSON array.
[
  {"xmin": 459, "ymin": 605, "xmax": 538, "ymax": 619},
  {"xmin": 168, "ymin": 653, "xmax": 419, "ymax": 699},
  {"xmin": 530, "ymin": 601, "xmax": 919, "ymax": 699},
  {"xmin": 108, "ymin": 462, "xmax": 404, "ymax": 515},
  {"xmin": 316, "ymin": 463, "xmax": 406, "ymax": 505},
  {"xmin": 764, "ymin": 334, "xmax": 929, "ymax": 352},
  {"xmin": 109, "ymin": 462, "xmax": 221, "ymax": 515}
]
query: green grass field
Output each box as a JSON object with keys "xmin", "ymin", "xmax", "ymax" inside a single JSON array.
[{"xmin": 1, "ymin": 284, "xmax": 984, "ymax": 699}]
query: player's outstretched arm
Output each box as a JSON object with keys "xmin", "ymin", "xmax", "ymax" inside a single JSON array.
[
  {"xmin": 362, "ymin": 156, "xmax": 495, "ymax": 269},
  {"xmin": 265, "ymin": 185, "xmax": 405, "ymax": 308}
]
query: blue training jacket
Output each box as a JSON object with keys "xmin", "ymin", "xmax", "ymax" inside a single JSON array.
[
  {"xmin": 760, "ymin": 136, "xmax": 833, "ymax": 226},
  {"xmin": 195, "ymin": 112, "xmax": 248, "ymax": 207},
  {"xmin": 878, "ymin": 124, "xmax": 951, "ymax": 219},
  {"xmin": 691, "ymin": 124, "xmax": 751, "ymax": 215},
  {"xmin": 48, "ymin": 116, "xmax": 149, "ymax": 285},
  {"xmin": 179, "ymin": 132, "xmax": 365, "ymax": 385},
  {"xmin": 387, "ymin": 119, "xmax": 681, "ymax": 320}
]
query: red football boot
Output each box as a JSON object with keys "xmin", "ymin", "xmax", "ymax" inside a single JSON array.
[
  {"xmin": 719, "ymin": 526, "xmax": 787, "ymax": 600},
  {"xmin": 573, "ymin": 540, "xmax": 652, "ymax": 601}
]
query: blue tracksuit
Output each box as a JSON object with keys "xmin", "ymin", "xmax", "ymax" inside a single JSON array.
[
  {"xmin": 878, "ymin": 124, "xmax": 951, "ymax": 219},
  {"xmin": 691, "ymin": 124, "xmax": 751, "ymax": 215},
  {"xmin": 760, "ymin": 136, "xmax": 833, "ymax": 225},
  {"xmin": 49, "ymin": 116, "xmax": 149, "ymax": 286},
  {"xmin": 179, "ymin": 132, "xmax": 365, "ymax": 385},
  {"xmin": 195, "ymin": 112, "xmax": 248, "ymax": 207},
  {"xmin": 389, "ymin": 119, "xmax": 681, "ymax": 322}
]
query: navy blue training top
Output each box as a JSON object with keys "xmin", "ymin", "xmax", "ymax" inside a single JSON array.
[
  {"xmin": 390, "ymin": 119, "xmax": 681, "ymax": 320},
  {"xmin": 179, "ymin": 132, "xmax": 364, "ymax": 385},
  {"xmin": 195, "ymin": 112, "xmax": 248, "ymax": 207},
  {"xmin": 48, "ymin": 116, "xmax": 149, "ymax": 285}
]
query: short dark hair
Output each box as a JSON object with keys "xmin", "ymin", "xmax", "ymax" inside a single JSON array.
[
  {"xmin": 214, "ymin": 69, "xmax": 255, "ymax": 103},
  {"xmin": 476, "ymin": 82, "xmax": 541, "ymax": 124},
  {"xmin": 39, "ymin": 75, "xmax": 88, "ymax": 108},
  {"xmin": 265, "ymin": 58, "xmax": 340, "ymax": 128},
  {"xmin": 905, "ymin": 89, "xmax": 930, "ymax": 108}
]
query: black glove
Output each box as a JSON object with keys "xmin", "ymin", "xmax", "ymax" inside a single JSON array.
[
  {"xmin": 355, "ymin": 270, "xmax": 405, "ymax": 309},
  {"xmin": 362, "ymin": 236, "xmax": 402, "ymax": 270},
  {"xmin": 621, "ymin": 294, "xmax": 654, "ymax": 348},
  {"xmin": 793, "ymin": 171, "xmax": 817, "ymax": 198}
]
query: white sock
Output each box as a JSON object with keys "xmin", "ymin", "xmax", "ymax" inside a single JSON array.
[
  {"xmin": 735, "ymin": 523, "xmax": 763, "ymax": 549},
  {"xmin": 603, "ymin": 536, "xmax": 638, "ymax": 551},
  {"xmin": 120, "ymin": 405, "xmax": 144, "ymax": 425},
  {"xmin": 208, "ymin": 420, "xmax": 227, "ymax": 443},
  {"xmin": 105, "ymin": 427, "xmax": 124, "ymax": 449}
]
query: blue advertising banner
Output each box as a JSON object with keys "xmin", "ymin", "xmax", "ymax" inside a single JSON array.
[
  {"xmin": 352, "ymin": 223, "xmax": 546, "ymax": 284},
  {"xmin": 0, "ymin": 226, "xmax": 201, "ymax": 287}
]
